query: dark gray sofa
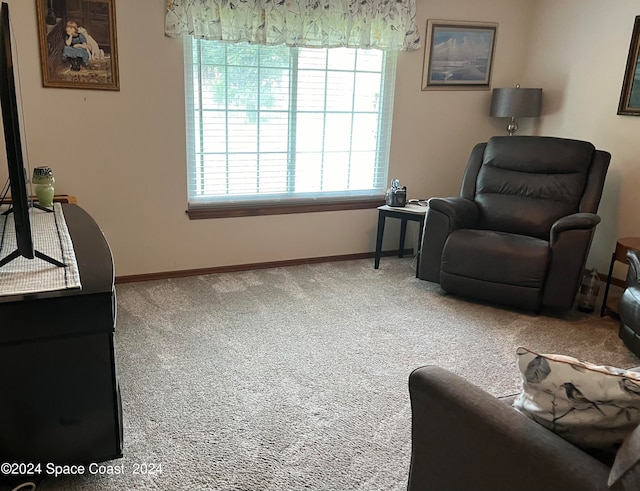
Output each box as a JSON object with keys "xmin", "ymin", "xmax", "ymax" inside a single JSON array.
[{"xmin": 407, "ymin": 366, "xmax": 640, "ymax": 491}]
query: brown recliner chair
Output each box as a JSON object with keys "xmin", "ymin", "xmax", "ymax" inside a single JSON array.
[
  {"xmin": 418, "ymin": 136, "xmax": 610, "ymax": 311},
  {"xmin": 620, "ymin": 250, "xmax": 640, "ymax": 357}
]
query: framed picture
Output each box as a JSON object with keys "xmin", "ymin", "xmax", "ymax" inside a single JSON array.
[
  {"xmin": 36, "ymin": 0, "xmax": 119, "ymax": 90},
  {"xmin": 618, "ymin": 16, "xmax": 640, "ymax": 115},
  {"xmin": 422, "ymin": 20, "xmax": 497, "ymax": 91}
]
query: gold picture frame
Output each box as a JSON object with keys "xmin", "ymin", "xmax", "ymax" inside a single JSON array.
[
  {"xmin": 422, "ymin": 20, "xmax": 497, "ymax": 91},
  {"xmin": 618, "ymin": 16, "xmax": 640, "ymax": 115},
  {"xmin": 36, "ymin": 0, "xmax": 119, "ymax": 90}
]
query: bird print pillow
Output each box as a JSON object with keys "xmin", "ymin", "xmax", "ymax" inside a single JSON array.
[{"xmin": 513, "ymin": 347, "xmax": 640, "ymax": 455}]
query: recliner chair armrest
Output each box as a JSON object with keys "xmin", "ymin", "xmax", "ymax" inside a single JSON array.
[
  {"xmin": 550, "ymin": 212, "xmax": 601, "ymax": 244},
  {"xmin": 427, "ymin": 197, "xmax": 479, "ymax": 229},
  {"xmin": 408, "ymin": 366, "xmax": 610, "ymax": 491},
  {"xmin": 417, "ymin": 198, "xmax": 479, "ymax": 283},
  {"xmin": 543, "ymin": 213, "xmax": 601, "ymax": 309}
]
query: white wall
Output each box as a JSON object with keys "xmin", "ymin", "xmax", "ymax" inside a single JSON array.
[
  {"xmin": 523, "ymin": 0, "xmax": 640, "ymax": 275},
  {"xmin": 394, "ymin": 0, "xmax": 537, "ymax": 199},
  {"xmin": 0, "ymin": 0, "xmax": 588, "ymax": 278}
]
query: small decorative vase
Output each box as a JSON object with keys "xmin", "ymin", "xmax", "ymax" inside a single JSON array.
[{"xmin": 32, "ymin": 166, "xmax": 55, "ymax": 208}]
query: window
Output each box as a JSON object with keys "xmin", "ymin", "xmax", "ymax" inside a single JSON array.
[{"xmin": 184, "ymin": 38, "xmax": 397, "ymax": 218}]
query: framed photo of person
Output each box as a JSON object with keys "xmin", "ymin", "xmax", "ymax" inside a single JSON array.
[{"xmin": 36, "ymin": 0, "xmax": 119, "ymax": 90}]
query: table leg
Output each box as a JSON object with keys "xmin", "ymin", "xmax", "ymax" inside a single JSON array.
[
  {"xmin": 399, "ymin": 218, "xmax": 408, "ymax": 258},
  {"xmin": 416, "ymin": 218, "xmax": 425, "ymax": 278},
  {"xmin": 600, "ymin": 252, "xmax": 616, "ymax": 316},
  {"xmin": 374, "ymin": 212, "xmax": 385, "ymax": 269}
]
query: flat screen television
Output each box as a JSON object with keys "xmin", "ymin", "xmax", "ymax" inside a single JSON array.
[{"xmin": 0, "ymin": 2, "xmax": 62, "ymax": 268}]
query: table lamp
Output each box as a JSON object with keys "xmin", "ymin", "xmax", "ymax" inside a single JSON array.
[{"xmin": 490, "ymin": 84, "xmax": 542, "ymax": 135}]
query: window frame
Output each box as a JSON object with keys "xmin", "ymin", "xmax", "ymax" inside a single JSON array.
[{"xmin": 183, "ymin": 38, "xmax": 396, "ymax": 219}]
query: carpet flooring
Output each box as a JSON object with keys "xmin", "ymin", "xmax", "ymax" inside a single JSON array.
[{"xmin": 30, "ymin": 257, "xmax": 639, "ymax": 490}]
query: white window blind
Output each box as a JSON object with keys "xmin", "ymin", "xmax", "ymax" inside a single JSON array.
[{"xmin": 184, "ymin": 38, "xmax": 397, "ymax": 211}]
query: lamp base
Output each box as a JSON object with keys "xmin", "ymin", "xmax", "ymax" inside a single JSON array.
[{"xmin": 507, "ymin": 117, "xmax": 518, "ymax": 136}]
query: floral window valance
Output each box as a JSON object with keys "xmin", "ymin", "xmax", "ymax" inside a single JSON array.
[{"xmin": 165, "ymin": 0, "xmax": 420, "ymax": 51}]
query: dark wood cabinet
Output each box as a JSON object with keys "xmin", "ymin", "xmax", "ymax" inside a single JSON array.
[{"xmin": 0, "ymin": 205, "xmax": 123, "ymax": 466}]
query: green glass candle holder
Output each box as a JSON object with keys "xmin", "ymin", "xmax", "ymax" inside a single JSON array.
[{"xmin": 32, "ymin": 166, "xmax": 55, "ymax": 208}]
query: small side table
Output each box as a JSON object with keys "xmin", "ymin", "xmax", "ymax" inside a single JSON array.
[
  {"xmin": 600, "ymin": 236, "xmax": 640, "ymax": 316},
  {"xmin": 374, "ymin": 204, "xmax": 428, "ymax": 277}
]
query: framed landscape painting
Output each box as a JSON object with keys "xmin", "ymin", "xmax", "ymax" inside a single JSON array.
[
  {"xmin": 422, "ymin": 20, "xmax": 497, "ymax": 91},
  {"xmin": 36, "ymin": 0, "xmax": 119, "ymax": 90},
  {"xmin": 618, "ymin": 16, "xmax": 640, "ymax": 115}
]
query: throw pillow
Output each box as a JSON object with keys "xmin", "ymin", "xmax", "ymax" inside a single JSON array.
[{"xmin": 512, "ymin": 346, "xmax": 640, "ymax": 456}]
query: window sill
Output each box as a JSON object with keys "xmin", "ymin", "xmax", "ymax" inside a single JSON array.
[{"xmin": 186, "ymin": 198, "xmax": 386, "ymax": 219}]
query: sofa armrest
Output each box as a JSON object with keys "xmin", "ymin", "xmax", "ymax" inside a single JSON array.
[
  {"xmin": 610, "ymin": 424, "xmax": 640, "ymax": 490},
  {"xmin": 417, "ymin": 198, "xmax": 478, "ymax": 282},
  {"xmin": 408, "ymin": 366, "xmax": 610, "ymax": 491}
]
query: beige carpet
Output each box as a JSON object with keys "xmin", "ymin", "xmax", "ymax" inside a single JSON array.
[{"xmin": 31, "ymin": 257, "xmax": 638, "ymax": 490}]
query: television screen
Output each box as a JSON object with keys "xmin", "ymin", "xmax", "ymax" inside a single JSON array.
[{"xmin": 0, "ymin": 1, "xmax": 35, "ymax": 267}]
